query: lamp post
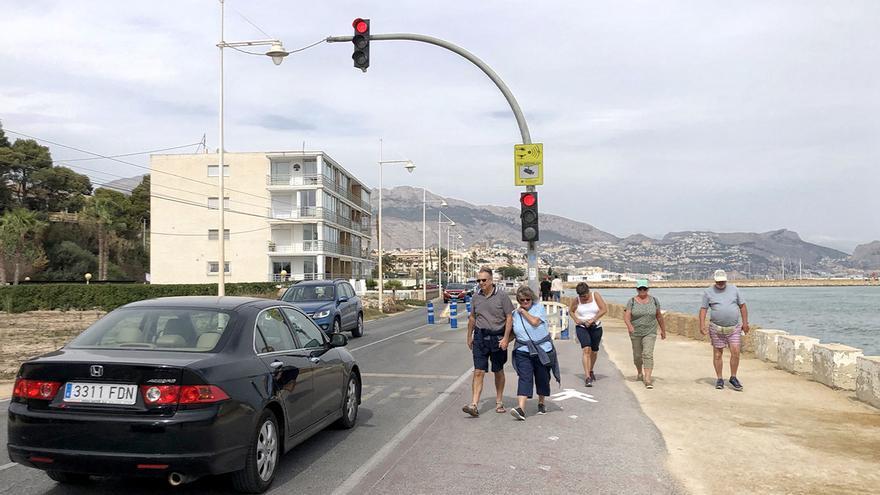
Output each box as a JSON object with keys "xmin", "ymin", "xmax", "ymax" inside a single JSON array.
[
  {"xmin": 377, "ymin": 156, "xmax": 416, "ymax": 312},
  {"xmin": 85, "ymin": 273, "xmax": 92, "ymax": 285},
  {"xmin": 438, "ymin": 211, "xmax": 455, "ymax": 295},
  {"xmin": 216, "ymin": 0, "xmax": 289, "ymax": 297},
  {"xmin": 422, "ymin": 189, "xmax": 447, "ymax": 301}
]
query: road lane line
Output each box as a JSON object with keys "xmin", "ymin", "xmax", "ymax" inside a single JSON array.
[
  {"xmin": 331, "ymin": 366, "xmax": 474, "ymax": 495},
  {"xmin": 348, "ymin": 324, "xmax": 429, "ymax": 353},
  {"xmin": 415, "ymin": 342, "xmax": 442, "ymax": 356},
  {"xmin": 0, "ymin": 462, "xmax": 17, "ymax": 471},
  {"xmin": 361, "ymin": 373, "xmax": 458, "ymax": 380}
]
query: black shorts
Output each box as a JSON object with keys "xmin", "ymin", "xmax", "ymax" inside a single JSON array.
[
  {"xmin": 576, "ymin": 324, "xmax": 603, "ymax": 351},
  {"xmin": 472, "ymin": 330, "xmax": 508, "ymax": 372}
]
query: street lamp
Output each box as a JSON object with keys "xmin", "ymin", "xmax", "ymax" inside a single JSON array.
[
  {"xmin": 85, "ymin": 273, "xmax": 92, "ymax": 285},
  {"xmin": 215, "ymin": 0, "xmax": 289, "ymax": 297},
  {"xmin": 438, "ymin": 211, "xmax": 455, "ymax": 296},
  {"xmin": 377, "ymin": 157, "xmax": 416, "ymax": 312},
  {"xmin": 422, "ymin": 189, "xmax": 447, "ymax": 301}
]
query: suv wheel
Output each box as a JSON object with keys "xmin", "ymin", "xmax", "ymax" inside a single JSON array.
[
  {"xmin": 351, "ymin": 313, "xmax": 364, "ymax": 338},
  {"xmin": 332, "ymin": 318, "xmax": 341, "ymax": 334}
]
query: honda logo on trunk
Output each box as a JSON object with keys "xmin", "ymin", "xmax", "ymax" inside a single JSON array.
[{"xmin": 89, "ymin": 365, "xmax": 103, "ymax": 377}]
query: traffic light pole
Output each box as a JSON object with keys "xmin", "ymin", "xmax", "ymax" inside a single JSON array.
[{"xmin": 327, "ymin": 32, "xmax": 539, "ymax": 293}]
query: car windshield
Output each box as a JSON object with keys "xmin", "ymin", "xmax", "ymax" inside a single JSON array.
[
  {"xmin": 67, "ymin": 307, "xmax": 234, "ymax": 352},
  {"xmin": 284, "ymin": 285, "xmax": 336, "ymax": 302},
  {"xmin": 447, "ymin": 284, "xmax": 468, "ymax": 290}
]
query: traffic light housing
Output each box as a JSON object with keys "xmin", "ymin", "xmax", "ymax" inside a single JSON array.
[
  {"xmin": 352, "ymin": 18, "xmax": 370, "ymax": 71},
  {"xmin": 520, "ymin": 191, "xmax": 539, "ymax": 242}
]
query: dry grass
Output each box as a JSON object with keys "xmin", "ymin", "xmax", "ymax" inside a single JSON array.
[{"xmin": 0, "ymin": 310, "xmax": 105, "ymax": 379}]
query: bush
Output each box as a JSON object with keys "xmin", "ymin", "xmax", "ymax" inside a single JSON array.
[
  {"xmin": 0, "ymin": 282, "xmax": 280, "ymax": 313},
  {"xmin": 403, "ymin": 299, "xmax": 427, "ymax": 306},
  {"xmin": 366, "ymin": 279, "xmax": 377, "ymax": 290}
]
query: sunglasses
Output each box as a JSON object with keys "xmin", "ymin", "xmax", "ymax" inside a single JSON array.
[
  {"xmin": 517, "ymin": 298, "xmax": 532, "ymax": 302},
  {"xmin": 478, "ymin": 278, "xmax": 489, "ymax": 282},
  {"xmin": 637, "ymin": 287, "xmax": 648, "ymax": 291}
]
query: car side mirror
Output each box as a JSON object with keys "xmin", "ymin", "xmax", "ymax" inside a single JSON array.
[
  {"xmin": 329, "ymin": 333, "xmax": 348, "ymax": 348},
  {"xmin": 337, "ymin": 296, "xmax": 349, "ymax": 304}
]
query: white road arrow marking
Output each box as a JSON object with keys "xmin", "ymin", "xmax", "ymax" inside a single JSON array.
[
  {"xmin": 414, "ymin": 337, "xmax": 445, "ymax": 356},
  {"xmin": 550, "ymin": 388, "xmax": 599, "ymax": 403}
]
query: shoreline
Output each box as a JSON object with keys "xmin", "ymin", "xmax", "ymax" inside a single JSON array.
[{"xmin": 565, "ymin": 279, "xmax": 878, "ymax": 289}]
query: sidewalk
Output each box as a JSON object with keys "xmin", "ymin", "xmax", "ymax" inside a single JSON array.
[
  {"xmin": 600, "ymin": 318, "xmax": 880, "ymax": 495},
  {"xmin": 347, "ymin": 328, "xmax": 686, "ymax": 494}
]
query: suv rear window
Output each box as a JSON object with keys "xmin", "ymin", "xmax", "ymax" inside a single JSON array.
[
  {"xmin": 68, "ymin": 308, "xmax": 234, "ymax": 352},
  {"xmin": 446, "ymin": 284, "xmax": 468, "ymax": 290}
]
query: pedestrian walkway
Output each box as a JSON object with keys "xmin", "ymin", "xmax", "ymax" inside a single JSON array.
[
  {"xmin": 348, "ymin": 330, "xmax": 685, "ymax": 494},
  {"xmin": 600, "ymin": 317, "xmax": 880, "ymax": 495}
]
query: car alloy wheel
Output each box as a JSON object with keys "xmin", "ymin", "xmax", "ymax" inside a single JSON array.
[
  {"xmin": 333, "ymin": 318, "xmax": 341, "ymax": 334},
  {"xmin": 232, "ymin": 410, "xmax": 279, "ymax": 493},
  {"xmin": 335, "ymin": 374, "xmax": 359, "ymax": 429},
  {"xmin": 351, "ymin": 314, "xmax": 363, "ymax": 338},
  {"xmin": 255, "ymin": 419, "xmax": 278, "ymax": 481}
]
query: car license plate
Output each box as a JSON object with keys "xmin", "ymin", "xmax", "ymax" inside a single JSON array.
[{"xmin": 63, "ymin": 382, "xmax": 137, "ymax": 405}]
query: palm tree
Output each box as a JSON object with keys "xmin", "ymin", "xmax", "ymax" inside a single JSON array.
[
  {"xmin": 83, "ymin": 191, "xmax": 128, "ymax": 280},
  {"xmin": 0, "ymin": 208, "xmax": 48, "ymax": 284}
]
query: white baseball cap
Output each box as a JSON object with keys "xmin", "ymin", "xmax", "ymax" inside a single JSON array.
[{"xmin": 713, "ymin": 269, "xmax": 728, "ymax": 282}]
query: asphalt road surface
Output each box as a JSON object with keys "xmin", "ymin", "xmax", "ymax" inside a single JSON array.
[{"xmin": 1, "ymin": 305, "xmax": 682, "ymax": 494}]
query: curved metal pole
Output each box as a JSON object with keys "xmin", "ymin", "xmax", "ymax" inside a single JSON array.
[
  {"xmin": 327, "ymin": 32, "xmax": 538, "ymax": 293},
  {"xmin": 328, "ymin": 34, "xmax": 530, "ymax": 145}
]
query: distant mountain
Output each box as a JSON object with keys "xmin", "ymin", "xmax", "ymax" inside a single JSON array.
[
  {"xmin": 102, "ymin": 175, "xmax": 146, "ymax": 195},
  {"xmin": 370, "ymin": 186, "xmax": 870, "ymax": 273},
  {"xmin": 851, "ymin": 241, "xmax": 880, "ymax": 269},
  {"xmin": 371, "ymin": 186, "xmax": 618, "ymax": 250},
  {"xmin": 663, "ymin": 229, "xmax": 848, "ymax": 266}
]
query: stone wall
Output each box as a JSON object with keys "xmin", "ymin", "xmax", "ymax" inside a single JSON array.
[{"xmin": 598, "ymin": 301, "xmax": 880, "ymax": 410}]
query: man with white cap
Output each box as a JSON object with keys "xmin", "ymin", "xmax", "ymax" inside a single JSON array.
[{"xmin": 699, "ymin": 269, "xmax": 749, "ymax": 391}]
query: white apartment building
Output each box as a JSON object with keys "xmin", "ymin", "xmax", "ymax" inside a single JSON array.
[{"xmin": 150, "ymin": 151, "xmax": 372, "ymax": 284}]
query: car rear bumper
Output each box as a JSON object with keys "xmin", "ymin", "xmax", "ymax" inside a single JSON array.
[{"xmin": 7, "ymin": 401, "xmax": 250, "ymax": 477}]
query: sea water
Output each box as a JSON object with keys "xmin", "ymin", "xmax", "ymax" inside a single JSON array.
[{"xmin": 566, "ymin": 286, "xmax": 880, "ymax": 355}]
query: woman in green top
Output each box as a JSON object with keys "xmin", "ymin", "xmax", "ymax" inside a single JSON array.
[{"xmin": 623, "ymin": 280, "xmax": 667, "ymax": 389}]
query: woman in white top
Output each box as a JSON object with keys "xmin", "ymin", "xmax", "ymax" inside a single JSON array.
[{"xmin": 569, "ymin": 282, "xmax": 607, "ymax": 387}]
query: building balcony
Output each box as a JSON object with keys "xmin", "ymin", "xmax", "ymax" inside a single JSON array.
[
  {"xmin": 267, "ymin": 174, "xmax": 371, "ymax": 211},
  {"xmin": 268, "ymin": 241, "xmax": 369, "ymax": 259},
  {"xmin": 269, "ymin": 207, "xmax": 371, "ymax": 236}
]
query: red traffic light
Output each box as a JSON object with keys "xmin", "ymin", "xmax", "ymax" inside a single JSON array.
[
  {"xmin": 521, "ymin": 192, "xmax": 536, "ymax": 207},
  {"xmin": 353, "ymin": 18, "xmax": 369, "ymax": 34}
]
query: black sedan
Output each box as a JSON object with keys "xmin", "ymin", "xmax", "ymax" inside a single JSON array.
[{"xmin": 6, "ymin": 296, "xmax": 361, "ymax": 493}]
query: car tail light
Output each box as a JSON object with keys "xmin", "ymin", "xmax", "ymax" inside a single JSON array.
[
  {"xmin": 179, "ymin": 385, "xmax": 229, "ymax": 404},
  {"xmin": 13, "ymin": 379, "xmax": 61, "ymax": 400},
  {"xmin": 141, "ymin": 385, "xmax": 229, "ymax": 406},
  {"xmin": 141, "ymin": 385, "xmax": 180, "ymax": 405}
]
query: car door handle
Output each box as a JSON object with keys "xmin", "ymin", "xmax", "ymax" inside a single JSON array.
[
  {"xmin": 309, "ymin": 357, "xmax": 321, "ymax": 364},
  {"xmin": 270, "ymin": 360, "xmax": 284, "ymax": 369}
]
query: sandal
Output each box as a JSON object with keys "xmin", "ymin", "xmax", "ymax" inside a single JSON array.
[
  {"xmin": 462, "ymin": 404, "xmax": 479, "ymax": 417},
  {"xmin": 495, "ymin": 402, "xmax": 507, "ymax": 414},
  {"xmin": 645, "ymin": 381, "xmax": 654, "ymax": 389}
]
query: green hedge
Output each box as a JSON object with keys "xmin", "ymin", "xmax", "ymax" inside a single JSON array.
[{"xmin": 0, "ymin": 283, "xmax": 281, "ymax": 313}]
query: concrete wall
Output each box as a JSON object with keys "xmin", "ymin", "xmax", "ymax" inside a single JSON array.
[
  {"xmin": 812, "ymin": 343, "xmax": 863, "ymax": 390},
  {"xmin": 603, "ymin": 302, "xmax": 879, "ymax": 410}
]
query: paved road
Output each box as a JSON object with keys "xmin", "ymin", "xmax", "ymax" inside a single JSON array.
[{"xmin": 1, "ymin": 304, "xmax": 683, "ymax": 494}]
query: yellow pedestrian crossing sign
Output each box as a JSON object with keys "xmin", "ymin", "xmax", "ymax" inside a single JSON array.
[{"xmin": 514, "ymin": 143, "xmax": 543, "ymax": 186}]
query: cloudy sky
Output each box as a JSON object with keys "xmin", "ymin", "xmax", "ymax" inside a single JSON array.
[{"xmin": 2, "ymin": 1, "xmax": 877, "ymax": 252}]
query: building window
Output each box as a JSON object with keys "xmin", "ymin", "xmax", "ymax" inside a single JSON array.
[
  {"xmin": 207, "ymin": 261, "xmax": 230, "ymax": 274},
  {"xmin": 207, "ymin": 197, "xmax": 230, "ymax": 209},
  {"xmin": 207, "ymin": 165, "xmax": 230, "ymax": 177},
  {"xmin": 208, "ymin": 229, "xmax": 230, "ymax": 240}
]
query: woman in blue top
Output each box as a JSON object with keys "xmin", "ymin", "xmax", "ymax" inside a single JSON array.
[{"xmin": 507, "ymin": 285, "xmax": 555, "ymax": 421}]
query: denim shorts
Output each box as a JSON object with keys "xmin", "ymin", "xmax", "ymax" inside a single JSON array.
[
  {"xmin": 576, "ymin": 323, "xmax": 603, "ymax": 351},
  {"xmin": 513, "ymin": 350, "xmax": 551, "ymax": 398},
  {"xmin": 472, "ymin": 330, "xmax": 508, "ymax": 372}
]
